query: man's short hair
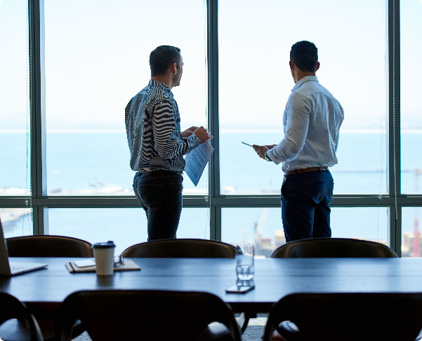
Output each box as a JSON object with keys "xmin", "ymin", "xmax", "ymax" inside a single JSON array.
[
  {"xmin": 290, "ymin": 41, "xmax": 318, "ymax": 72},
  {"xmin": 149, "ymin": 45, "xmax": 181, "ymax": 77}
]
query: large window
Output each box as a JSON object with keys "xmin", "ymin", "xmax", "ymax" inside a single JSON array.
[
  {"xmin": 219, "ymin": 0, "xmax": 388, "ymax": 252},
  {"xmin": 44, "ymin": 0, "xmax": 208, "ymax": 195},
  {"xmin": 402, "ymin": 207, "xmax": 422, "ymax": 257},
  {"xmin": 219, "ymin": 0, "xmax": 387, "ymax": 196},
  {"xmin": 0, "ymin": 0, "xmax": 421, "ymax": 257},
  {"xmin": 1, "ymin": 209, "xmax": 32, "ymax": 238},
  {"xmin": 222, "ymin": 207, "xmax": 389, "ymax": 257},
  {"xmin": 0, "ymin": 0, "xmax": 29, "ymax": 197},
  {"xmin": 401, "ymin": 0, "xmax": 422, "ymax": 195},
  {"xmin": 401, "ymin": 0, "xmax": 422, "ymax": 256},
  {"xmin": 48, "ymin": 208, "xmax": 209, "ymax": 254},
  {"xmin": 0, "ymin": 0, "xmax": 30, "ymax": 238}
]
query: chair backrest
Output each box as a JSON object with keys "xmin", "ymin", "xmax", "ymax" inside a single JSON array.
[
  {"xmin": 57, "ymin": 290, "xmax": 241, "ymax": 341},
  {"xmin": 271, "ymin": 238, "xmax": 398, "ymax": 258},
  {"xmin": 0, "ymin": 292, "xmax": 44, "ymax": 341},
  {"xmin": 263, "ymin": 292, "xmax": 422, "ymax": 341},
  {"xmin": 122, "ymin": 238, "xmax": 236, "ymax": 258},
  {"xmin": 6, "ymin": 235, "xmax": 93, "ymax": 257}
]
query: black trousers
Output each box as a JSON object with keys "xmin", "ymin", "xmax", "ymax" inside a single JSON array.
[
  {"xmin": 281, "ymin": 170, "xmax": 334, "ymax": 242},
  {"xmin": 133, "ymin": 170, "xmax": 183, "ymax": 241}
]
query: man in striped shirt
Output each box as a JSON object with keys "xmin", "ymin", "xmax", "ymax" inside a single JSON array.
[{"xmin": 125, "ymin": 45, "xmax": 212, "ymax": 241}]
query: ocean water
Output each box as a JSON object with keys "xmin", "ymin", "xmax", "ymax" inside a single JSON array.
[
  {"xmin": 3, "ymin": 130, "xmax": 421, "ymax": 194},
  {"xmin": 1, "ymin": 131, "xmax": 421, "ymax": 255}
]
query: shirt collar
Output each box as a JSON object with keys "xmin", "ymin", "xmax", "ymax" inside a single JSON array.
[
  {"xmin": 149, "ymin": 79, "xmax": 172, "ymax": 92},
  {"xmin": 291, "ymin": 75, "xmax": 318, "ymax": 92}
]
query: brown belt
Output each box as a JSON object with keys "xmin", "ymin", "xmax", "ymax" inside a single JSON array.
[{"xmin": 286, "ymin": 167, "xmax": 328, "ymax": 175}]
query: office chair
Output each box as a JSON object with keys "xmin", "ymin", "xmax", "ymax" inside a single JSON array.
[
  {"xmin": 263, "ymin": 292, "xmax": 422, "ymax": 341},
  {"xmin": 57, "ymin": 289, "xmax": 242, "ymax": 341},
  {"xmin": 122, "ymin": 238, "xmax": 236, "ymax": 258},
  {"xmin": 122, "ymin": 238, "xmax": 251, "ymax": 332},
  {"xmin": 5, "ymin": 234, "xmax": 92, "ymax": 340},
  {"xmin": 6, "ymin": 235, "xmax": 93, "ymax": 257},
  {"xmin": 271, "ymin": 237, "xmax": 398, "ymax": 258},
  {"xmin": 0, "ymin": 292, "xmax": 44, "ymax": 341}
]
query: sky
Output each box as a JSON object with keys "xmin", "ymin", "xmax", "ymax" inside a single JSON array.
[{"xmin": 0, "ymin": 0, "xmax": 421, "ymax": 131}]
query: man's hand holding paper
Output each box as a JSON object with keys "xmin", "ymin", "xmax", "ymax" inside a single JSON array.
[{"xmin": 193, "ymin": 126, "xmax": 213, "ymax": 143}]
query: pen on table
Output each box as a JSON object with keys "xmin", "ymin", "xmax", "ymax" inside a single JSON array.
[{"xmin": 241, "ymin": 141, "xmax": 253, "ymax": 147}]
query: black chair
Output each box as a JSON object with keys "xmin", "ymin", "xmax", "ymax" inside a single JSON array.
[
  {"xmin": 56, "ymin": 289, "xmax": 242, "ymax": 341},
  {"xmin": 122, "ymin": 238, "xmax": 251, "ymax": 332},
  {"xmin": 6, "ymin": 235, "xmax": 93, "ymax": 257},
  {"xmin": 0, "ymin": 292, "xmax": 44, "ymax": 341},
  {"xmin": 263, "ymin": 293, "xmax": 422, "ymax": 341},
  {"xmin": 271, "ymin": 237, "xmax": 398, "ymax": 258},
  {"xmin": 122, "ymin": 238, "xmax": 236, "ymax": 258},
  {"xmin": 122, "ymin": 238, "xmax": 250, "ymax": 332},
  {"xmin": 5, "ymin": 235, "xmax": 92, "ymax": 340}
]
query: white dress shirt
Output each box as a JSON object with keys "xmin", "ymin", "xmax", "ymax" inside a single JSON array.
[{"xmin": 267, "ymin": 76, "xmax": 344, "ymax": 173}]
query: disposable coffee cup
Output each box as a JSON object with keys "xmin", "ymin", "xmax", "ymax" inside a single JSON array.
[{"xmin": 92, "ymin": 241, "xmax": 116, "ymax": 276}]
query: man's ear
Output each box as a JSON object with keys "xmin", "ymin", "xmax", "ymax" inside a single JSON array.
[
  {"xmin": 170, "ymin": 63, "xmax": 177, "ymax": 74},
  {"xmin": 316, "ymin": 61, "xmax": 320, "ymax": 71},
  {"xmin": 289, "ymin": 61, "xmax": 295, "ymax": 70}
]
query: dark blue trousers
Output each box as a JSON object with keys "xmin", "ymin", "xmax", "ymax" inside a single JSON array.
[
  {"xmin": 281, "ymin": 170, "xmax": 334, "ymax": 242},
  {"xmin": 133, "ymin": 170, "xmax": 183, "ymax": 241}
]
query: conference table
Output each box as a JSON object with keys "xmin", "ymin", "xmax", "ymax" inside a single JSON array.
[{"xmin": 2, "ymin": 257, "xmax": 422, "ymax": 317}]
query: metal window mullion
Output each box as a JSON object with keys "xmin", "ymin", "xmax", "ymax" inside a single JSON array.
[
  {"xmin": 2, "ymin": 194, "xmax": 419, "ymax": 210},
  {"xmin": 29, "ymin": 0, "xmax": 46, "ymax": 234},
  {"xmin": 388, "ymin": 0, "xmax": 401, "ymax": 254},
  {"xmin": 207, "ymin": 0, "xmax": 221, "ymax": 240}
]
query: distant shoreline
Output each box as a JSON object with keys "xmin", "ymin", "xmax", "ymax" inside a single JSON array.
[{"xmin": 2, "ymin": 129, "xmax": 422, "ymax": 134}]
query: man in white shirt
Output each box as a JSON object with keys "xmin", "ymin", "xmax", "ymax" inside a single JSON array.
[{"xmin": 253, "ymin": 41, "xmax": 344, "ymax": 242}]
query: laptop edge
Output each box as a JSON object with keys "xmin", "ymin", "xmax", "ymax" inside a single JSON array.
[{"xmin": 0, "ymin": 219, "xmax": 47, "ymax": 276}]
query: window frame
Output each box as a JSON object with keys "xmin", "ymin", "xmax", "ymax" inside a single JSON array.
[{"xmin": 1, "ymin": 0, "xmax": 422, "ymax": 256}]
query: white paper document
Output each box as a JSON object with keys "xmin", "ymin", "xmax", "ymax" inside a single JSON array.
[{"xmin": 185, "ymin": 142, "xmax": 214, "ymax": 186}]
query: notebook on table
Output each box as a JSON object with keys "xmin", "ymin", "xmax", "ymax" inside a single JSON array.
[
  {"xmin": 0, "ymin": 219, "xmax": 47, "ymax": 276},
  {"xmin": 65, "ymin": 259, "xmax": 140, "ymax": 273}
]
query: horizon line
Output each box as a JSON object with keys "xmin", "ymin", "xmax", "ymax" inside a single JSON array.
[{"xmin": 1, "ymin": 128, "xmax": 422, "ymax": 134}]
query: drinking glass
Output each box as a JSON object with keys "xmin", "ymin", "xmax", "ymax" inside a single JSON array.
[{"xmin": 235, "ymin": 244, "xmax": 255, "ymax": 285}]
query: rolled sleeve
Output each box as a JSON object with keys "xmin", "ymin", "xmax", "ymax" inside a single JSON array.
[{"xmin": 183, "ymin": 135, "xmax": 200, "ymax": 154}]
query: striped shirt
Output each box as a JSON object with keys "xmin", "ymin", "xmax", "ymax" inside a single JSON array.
[{"xmin": 125, "ymin": 80, "xmax": 200, "ymax": 172}]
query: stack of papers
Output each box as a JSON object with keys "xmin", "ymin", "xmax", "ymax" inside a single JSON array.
[{"xmin": 185, "ymin": 141, "xmax": 214, "ymax": 186}]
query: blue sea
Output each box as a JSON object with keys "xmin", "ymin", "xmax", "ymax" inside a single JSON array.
[{"xmin": 1, "ymin": 131, "xmax": 421, "ymax": 255}]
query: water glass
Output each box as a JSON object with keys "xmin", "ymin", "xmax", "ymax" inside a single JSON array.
[{"xmin": 236, "ymin": 244, "xmax": 255, "ymax": 284}]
